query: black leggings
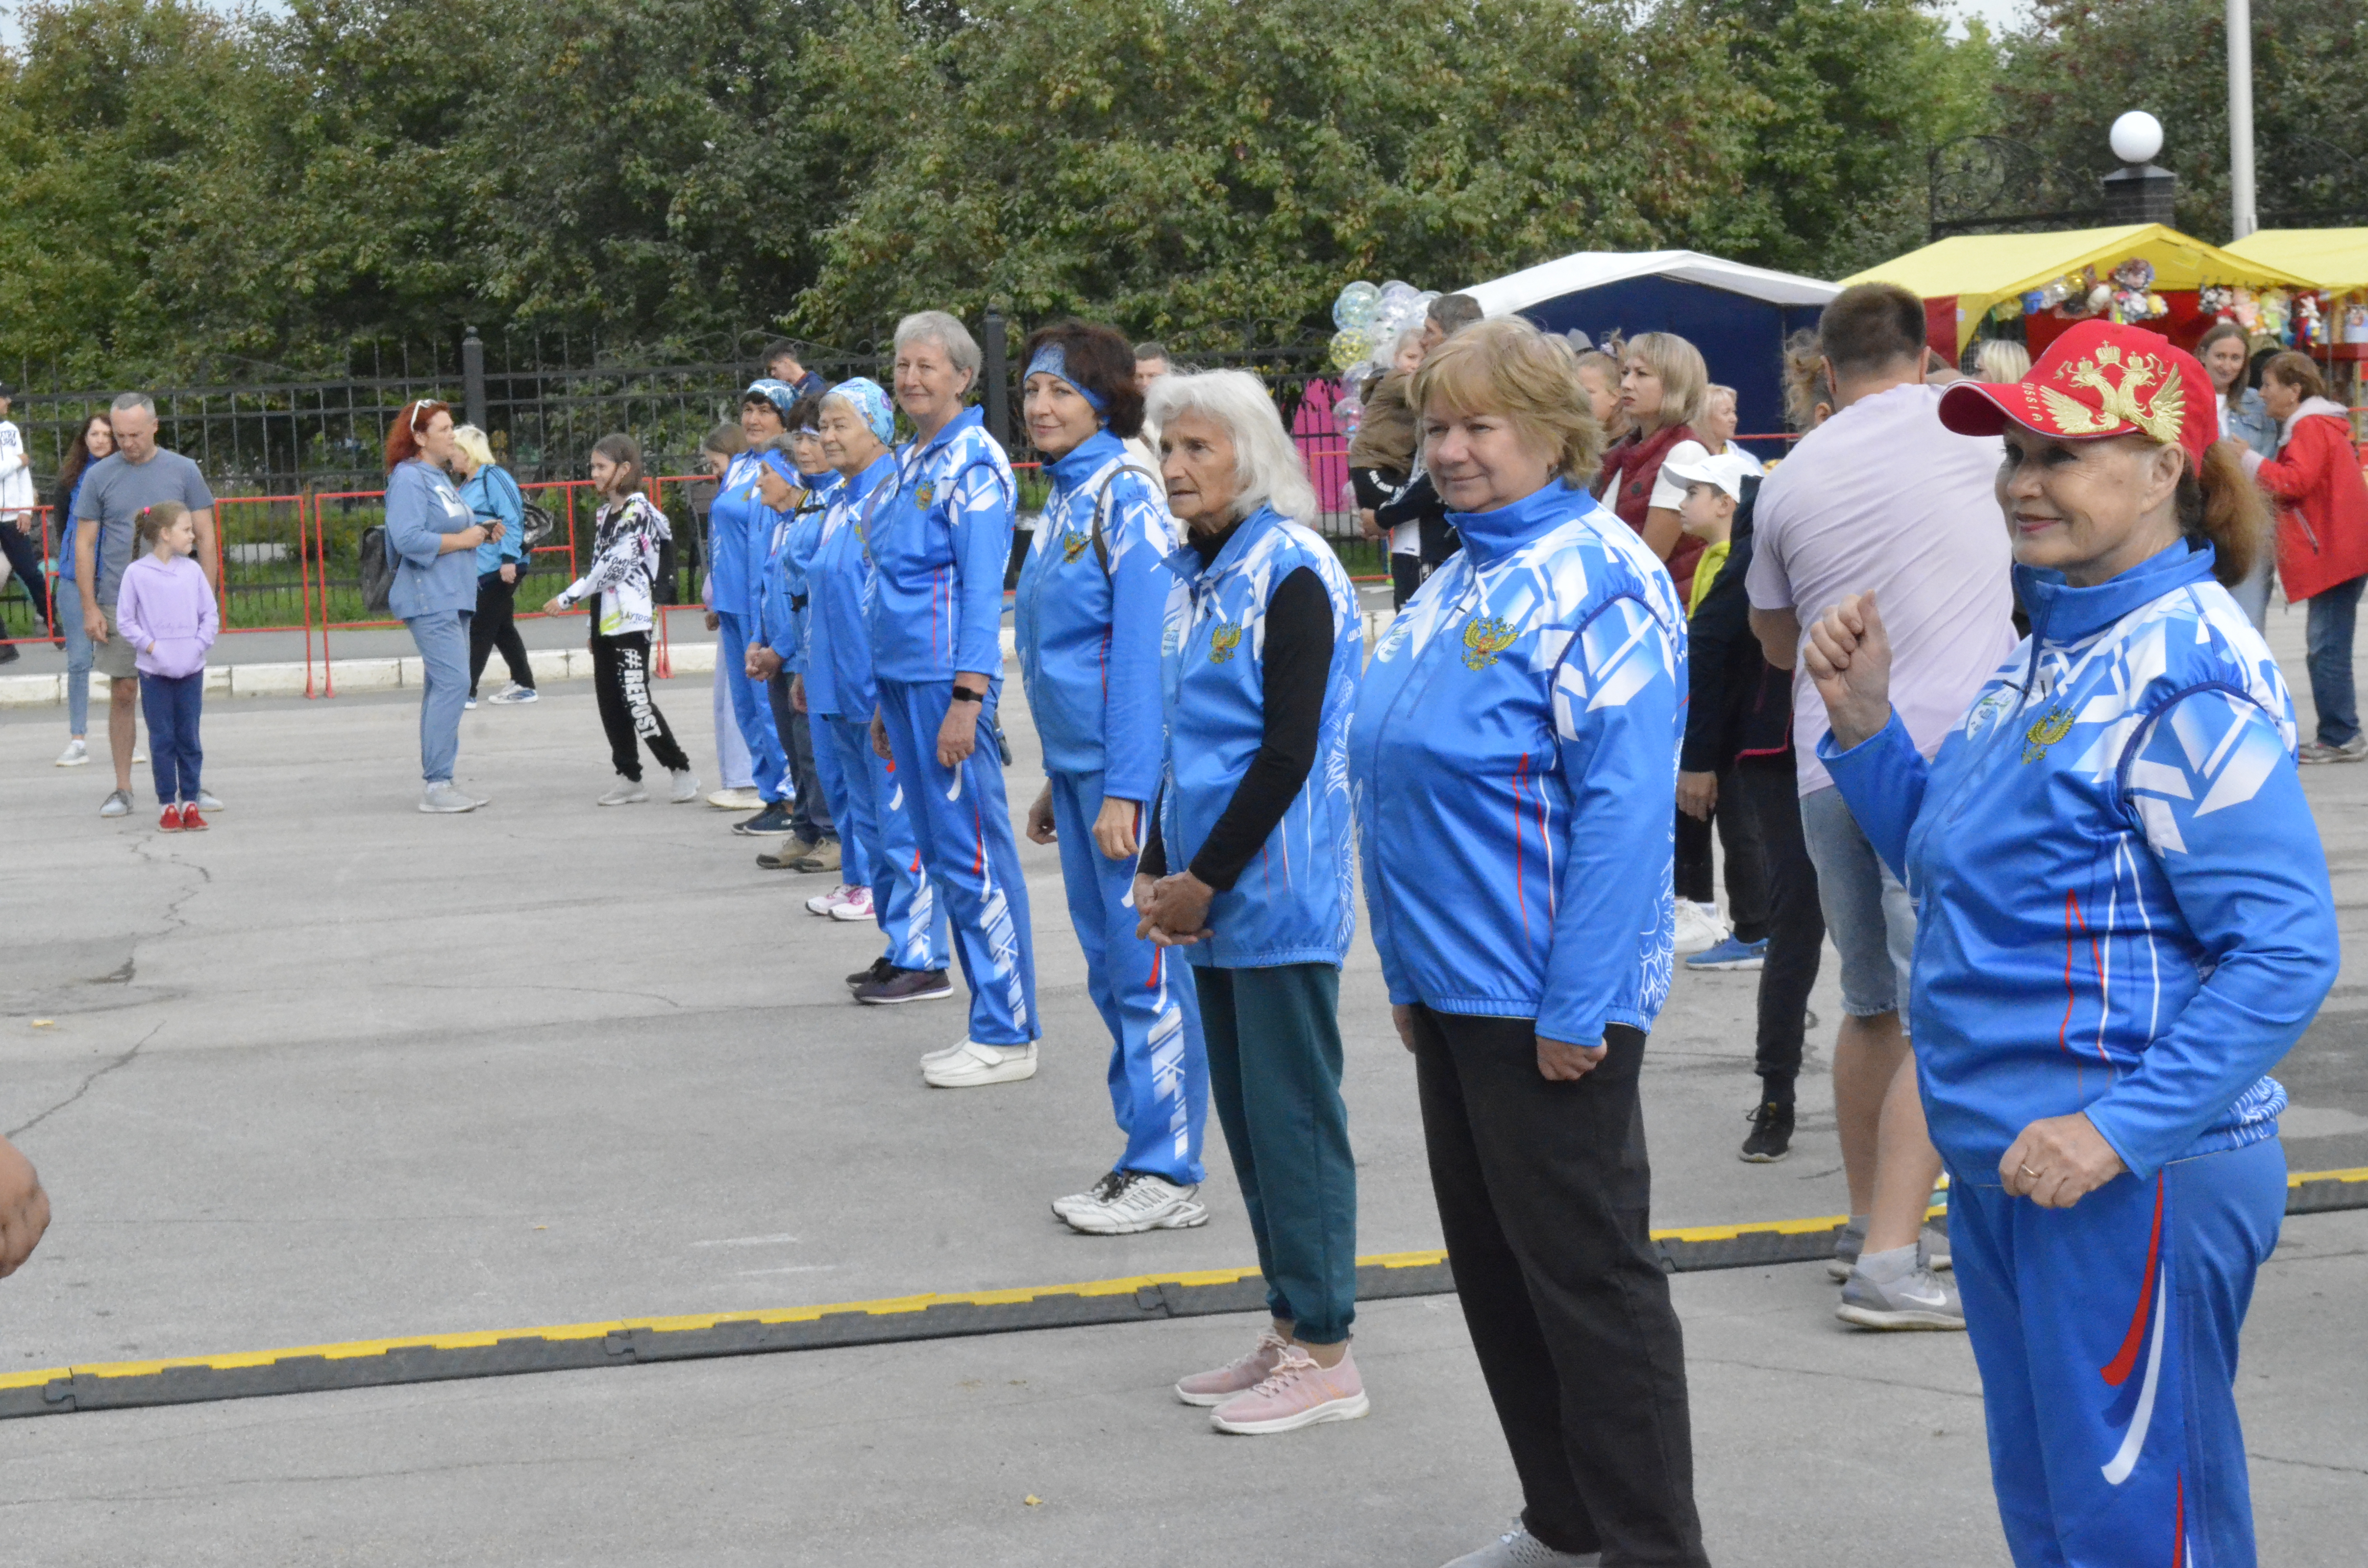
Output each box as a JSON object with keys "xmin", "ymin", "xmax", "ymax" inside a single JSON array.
[
  {"xmin": 1673, "ymin": 778, "xmax": 1768, "ymax": 941},
  {"xmin": 469, "ymin": 570, "xmax": 535, "ymax": 695},
  {"xmin": 590, "ymin": 631, "xmax": 688, "ymax": 782},
  {"xmin": 1727, "ymin": 751, "xmax": 1825, "ymax": 1101},
  {"xmin": 0, "ymin": 519, "xmax": 50, "ymax": 634},
  {"xmin": 1411, "ymin": 1010, "xmax": 1709, "ymax": 1566}
]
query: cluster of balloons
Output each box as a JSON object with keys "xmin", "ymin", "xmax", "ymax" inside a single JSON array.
[{"xmin": 1328, "ymin": 278, "xmax": 1441, "ymax": 434}]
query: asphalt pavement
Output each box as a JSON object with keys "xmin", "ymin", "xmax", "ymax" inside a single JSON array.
[{"xmin": 0, "ymin": 600, "xmax": 2361, "ymax": 1565}]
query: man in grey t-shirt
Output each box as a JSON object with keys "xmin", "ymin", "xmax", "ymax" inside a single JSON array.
[{"xmin": 73, "ymin": 392, "xmax": 217, "ymax": 815}]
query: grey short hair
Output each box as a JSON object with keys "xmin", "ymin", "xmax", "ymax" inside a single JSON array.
[
  {"xmin": 1144, "ymin": 370, "xmax": 1317, "ymax": 525},
  {"xmin": 111, "ymin": 392, "xmax": 156, "ymax": 417},
  {"xmin": 893, "ymin": 311, "xmax": 982, "ymax": 389}
]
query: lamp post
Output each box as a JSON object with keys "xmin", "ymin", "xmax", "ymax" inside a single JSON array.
[
  {"xmin": 2103, "ymin": 112, "xmax": 2177, "ymax": 225},
  {"xmin": 2226, "ymin": 0, "xmax": 2257, "ymax": 238}
]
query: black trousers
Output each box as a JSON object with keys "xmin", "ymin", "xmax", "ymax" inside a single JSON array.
[
  {"xmin": 0, "ymin": 518, "xmax": 51, "ymax": 633},
  {"xmin": 1727, "ymin": 750, "xmax": 1825, "ymax": 1101},
  {"xmin": 1673, "ymin": 780, "xmax": 1768, "ymax": 941},
  {"xmin": 1390, "ymin": 552, "xmax": 1423, "ymax": 609},
  {"xmin": 590, "ymin": 631, "xmax": 688, "ymax": 782},
  {"xmin": 469, "ymin": 571, "xmax": 535, "ymax": 695},
  {"xmin": 1411, "ymin": 1008, "xmax": 1709, "ymax": 1567}
]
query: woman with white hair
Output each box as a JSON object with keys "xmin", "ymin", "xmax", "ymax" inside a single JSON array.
[
  {"xmin": 1134, "ymin": 370, "xmax": 1367, "ymax": 1436},
  {"xmin": 867, "ymin": 310, "xmax": 1039, "ymax": 1086},
  {"xmin": 450, "ymin": 425, "xmax": 536, "ymax": 709}
]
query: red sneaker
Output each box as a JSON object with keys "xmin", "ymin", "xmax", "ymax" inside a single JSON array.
[
  {"xmin": 179, "ymin": 807, "xmax": 209, "ymax": 832},
  {"xmin": 158, "ymin": 804, "xmax": 183, "ymax": 832}
]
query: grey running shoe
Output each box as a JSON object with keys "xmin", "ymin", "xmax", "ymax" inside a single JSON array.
[
  {"xmin": 1441, "ymin": 1524, "xmax": 1603, "ymax": 1567},
  {"xmin": 419, "ymin": 781, "xmax": 481, "ymax": 814},
  {"xmin": 194, "ymin": 790, "xmax": 223, "ymax": 812},
  {"xmin": 1827, "ymin": 1218, "xmax": 1866, "ymax": 1283},
  {"xmin": 55, "ymin": 737, "xmax": 88, "ymax": 767},
  {"xmin": 854, "ymin": 967, "xmax": 954, "ymax": 1005},
  {"xmin": 99, "ymin": 788, "xmax": 132, "ymax": 818},
  {"xmin": 667, "ymin": 769, "xmax": 700, "ymax": 804},
  {"xmin": 1921, "ymin": 1222, "xmax": 1951, "ymax": 1273},
  {"xmin": 2298, "ymin": 735, "xmax": 2368, "ymax": 764},
  {"xmin": 1835, "ymin": 1263, "xmax": 1965, "ymax": 1331},
  {"xmin": 597, "ymin": 777, "xmax": 649, "ymax": 806}
]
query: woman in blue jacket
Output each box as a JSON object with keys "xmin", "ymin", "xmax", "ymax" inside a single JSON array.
[
  {"xmin": 1135, "ymin": 370, "xmax": 1365, "ymax": 1437},
  {"xmin": 748, "ymin": 405, "xmax": 841, "ymax": 870},
  {"xmin": 383, "ymin": 400, "xmax": 497, "ymax": 814},
  {"xmin": 452, "ymin": 425, "xmax": 536, "ymax": 709},
  {"xmin": 1804, "ymin": 320, "xmax": 2334, "ymax": 1568},
  {"xmin": 1014, "ymin": 320, "xmax": 1209, "ymax": 1238},
  {"xmin": 710, "ymin": 380, "xmax": 797, "ymax": 835},
  {"xmin": 1348, "ymin": 318, "xmax": 1708, "ymax": 1568},
  {"xmin": 868, "ymin": 312, "xmax": 1037, "ymax": 1088},
  {"xmin": 800, "ymin": 378, "xmax": 952, "ymax": 1000}
]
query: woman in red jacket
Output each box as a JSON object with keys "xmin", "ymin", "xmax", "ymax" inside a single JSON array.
[
  {"xmin": 2247, "ymin": 352, "xmax": 2368, "ymax": 762},
  {"xmin": 1597, "ymin": 331, "xmax": 1710, "ymax": 600}
]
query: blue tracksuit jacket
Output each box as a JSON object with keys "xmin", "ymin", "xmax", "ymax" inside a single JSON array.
[
  {"xmin": 462, "ymin": 463, "xmax": 527, "ymax": 575},
  {"xmin": 867, "ymin": 405, "xmax": 1016, "ymax": 684},
  {"xmin": 1014, "ymin": 430, "xmax": 1174, "ymax": 802},
  {"xmin": 705, "ymin": 452, "xmax": 767, "ymax": 621},
  {"xmin": 1160, "ymin": 505, "xmax": 1363, "ymax": 969},
  {"xmin": 804, "ymin": 453, "xmax": 897, "ymax": 719},
  {"xmin": 1820, "ymin": 540, "xmax": 2335, "ymax": 1182},
  {"xmin": 1350, "ymin": 479, "xmax": 1686, "ymax": 1046},
  {"xmin": 760, "ymin": 473, "xmax": 839, "ymax": 673}
]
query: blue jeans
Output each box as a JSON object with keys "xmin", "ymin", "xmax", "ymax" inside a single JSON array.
[
  {"xmin": 405, "ymin": 609, "xmax": 470, "ymax": 784},
  {"xmin": 2304, "ymin": 574, "xmax": 2365, "ymax": 747},
  {"xmin": 1798, "ymin": 784, "xmax": 1915, "ymax": 1018},
  {"xmin": 138, "ymin": 671, "xmax": 204, "ymax": 803},
  {"xmin": 57, "ymin": 587, "xmax": 91, "ymax": 736}
]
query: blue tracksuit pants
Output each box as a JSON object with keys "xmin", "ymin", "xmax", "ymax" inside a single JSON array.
[
  {"xmin": 875, "ymin": 676, "xmax": 1036, "ymax": 1045},
  {"xmin": 818, "ymin": 710, "xmax": 948, "ymax": 973},
  {"xmin": 1949, "ymin": 1138, "xmax": 2285, "ymax": 1568},
  {"xmin": 1048, "ymin": 770, "xmax": 1208, "ymax": 1185},
  {"xmin": 715, "ymin": 611, "xmax": 787, "ymax": 802}
]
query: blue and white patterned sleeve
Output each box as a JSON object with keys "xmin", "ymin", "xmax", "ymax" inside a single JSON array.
[
  {"xmin": 1102, "ymin": 477, "xmax": 1172, "ymax": 804},
  {"xmin": 950, "ymin": 459, "xmax": 1014, "ymax": 678},
  {"xmin": 1538, "ymin": 592, "xmax": 1682, "ymax": 1046},
  {"xmin": 2087, "ymin": 687, "xmax": 2339, "ymax": 1177}
]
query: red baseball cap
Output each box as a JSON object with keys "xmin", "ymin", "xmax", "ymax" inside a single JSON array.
[{"xmin": 1938, "ymin": 319, "xmax": 2219, "ymax": 471}]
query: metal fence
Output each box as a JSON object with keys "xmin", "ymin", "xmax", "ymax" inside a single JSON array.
[{"xmin": 0, "ymin": 326, "xmax": 1372, "ymax": 643}]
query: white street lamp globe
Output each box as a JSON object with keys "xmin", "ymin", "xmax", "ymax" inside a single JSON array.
[{"xmin": 2110, "ymin": 111, "xmax": 2164, "ymax": 166}]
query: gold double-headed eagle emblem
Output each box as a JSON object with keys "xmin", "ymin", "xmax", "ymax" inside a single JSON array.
[{"xmin": 2034, "ymin": 342, "xmax": 2186, "ymax": 447}]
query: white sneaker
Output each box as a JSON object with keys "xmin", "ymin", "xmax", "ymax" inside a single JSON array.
[
  {"xmin": 598, "ymin": 777, "xmax": 649, "ymax": 806},
  {"xmin": 487, "ymin": 683, "xmax": 538, "ymax": 705},
  {"xmin": 1670, "ymin": 898, "xmax": 1727, "ymax": 956},
  {"xmin": 1442, "ymin": 1523, "xmax": 1603, "ymax": 1567},
  {"xmin": 1052, "ymin": 1169, "xmax": 1127, "ymax": 1221},
  {"xmin": 707, "ymin": 786, "xmax": 764, "ymax": 810},
  {"xmin": 464, "ymin": 697, "xmax": 478, "ymax": 710},
  {"xmin": 806, "ymin": 883, "xmax": 858, "ymax": 917},
  {"xmin": 919, "ymin": 1037, "xmax": 971, "ymax": 1066},
  {"xmin": 194, "ymin": 790, "xmax": 223, "ymax": 812},
  {"xmin": 922, "ymin": 1040, "xmax": 1037, "ymax": 1087},
  {"xmin": 829, "ymin": 886, "xmax": 875, "ymax": 921},
  {"xmin": 54, "ymin": 737, "xmax": 88, "ymax": 767},
  {"xmin": 668, "ymin": 769, "xmax": 700, "ymax": 804},
  {"xmin": 419, "ymin": 781, "xmax": 481, "ymax": 813},
  {"xmin": 1062, "ymin": 1171, "xmax": 1209, "ymax": 1235}
]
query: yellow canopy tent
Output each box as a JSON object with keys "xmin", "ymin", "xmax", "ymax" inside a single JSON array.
[
  {"xmin": 2223, "ymin": 229, "xmax": 2368, "ymax": 295},
  {"xmin": 1843, "ymin": 223, "xmax": 2318, "ymax": 353}
]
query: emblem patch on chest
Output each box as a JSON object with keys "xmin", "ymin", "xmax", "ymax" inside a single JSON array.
[
  {"xmin": 1061, "ymin": 530, "xmax": 1090, "ymax": 564},
  {"xmin": 915, "ymin": 481, "xmax": 936, "ymax": 509},
  {"xmin": 1462, "ymin": 615, "xmax": 1518, "ymax": 671},
  {"xmin": 1209, "ymin": 624, "xmax": 1244, "ymax": 663},
  {"xmin": 2022, "ymin": 703, "xmax": 2074, "ymax": 763}
]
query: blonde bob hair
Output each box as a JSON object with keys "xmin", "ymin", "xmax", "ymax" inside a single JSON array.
[
  {"xmin": 1411, "ymin": 315, "xmax": 1606, "ymax": 486},
  {"xmin": 1144, "ymin": 369, "xmax": 1318, "ymax": 524},
  {"xmin": 451, "ymin": 424, "xmax": 496, "ymax": 470},
  {"xmin": 1622, "ymin": 330, "xmax": 1710, "ymax": 434}
]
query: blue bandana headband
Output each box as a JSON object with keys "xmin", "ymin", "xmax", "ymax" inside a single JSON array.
[
  {"xmin": 824, "ymin": 377, "xmax": 896, "ymax": 445},
  {"xmin": 746, "ymin": 377, "xmax": 800, "ymax": 419},
  {"xmin": 1025, "ymin": 344, "xmax": 1109, "ymax": 413},
  {"xmin": 753, "ymin": 447, "xmax": 803, "ymax": 485}
]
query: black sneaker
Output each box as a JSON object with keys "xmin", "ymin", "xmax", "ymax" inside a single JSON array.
[
  {"xmin": 1740, "ymin": 1101, "xmax": 1794, "ymax": 1163},
  {"xmin": 853, "ymin": 967, "xmax": 955, "ymax": 1005},
  {"xmin": 732, "ymin": 801, "xmax": 796, "ymax": 836},
  {"xmin": 846, "ymin": 956, "xmax": 897, "ymax": 991}
]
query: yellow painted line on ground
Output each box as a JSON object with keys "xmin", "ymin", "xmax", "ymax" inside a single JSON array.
[{"xmin": 11, "ymin": 1169, "xmax": 2359, "ymax": 1397}]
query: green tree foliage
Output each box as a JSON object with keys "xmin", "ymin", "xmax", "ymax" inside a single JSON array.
[{"xmin": 2002, "ymin": 0, "xmax": 2368, "ymax": 240}]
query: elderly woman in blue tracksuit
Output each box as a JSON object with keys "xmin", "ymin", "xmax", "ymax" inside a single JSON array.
[
  {"xmin": 868, "ymin": 311, "xmax": 1038, "ymax": 1088},
  {"xmin": 383, "ymin": 399, "xmax": 498, "ymax": 815},
  {"xmin": 1804, "ymin": 320, "xmax": 2335, "ymax": 1568},
  {"xmin": 803, "ymin": 378, "xmax": 953, "ymax": 995},
  {"xmin": 1349, "ymin": 318, "xmax": 1708, "ymax": 1568},
  {"xmin": 1135, "ymin": 370, "xmax": 1365, "ymax": 1439},
  {"xmin": 749, "ymin": 410, "xmax": 841, "ymax": 869},
  {"xmin": 710, "ymin": 380, "xmax": 798, "ymax": 834},
  {"xmin": 1014, "ymin": 320, "xmax": 1210, "ymax": 1238}
]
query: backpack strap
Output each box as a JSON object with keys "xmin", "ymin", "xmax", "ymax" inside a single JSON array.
[{"xmin": 1085, "ymin": 459, "xmax": 1165, "ymax": 576}]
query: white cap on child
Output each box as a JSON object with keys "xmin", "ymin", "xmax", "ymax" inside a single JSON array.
[{"xmin": 1658, "ymin": 440, "xmax": 1747, "ymax": 502}]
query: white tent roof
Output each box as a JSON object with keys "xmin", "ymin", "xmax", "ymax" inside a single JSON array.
[{"xmin": 1462, "ymin": 249, "xmax": 1842, "ymax": 316}]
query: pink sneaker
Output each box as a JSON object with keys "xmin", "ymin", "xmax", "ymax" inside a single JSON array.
[
  {"xmin": 829, "ymin": 885, "xmax": 875, "ymax": 922},
  {"xmin": 1209, "ymin": 1344, "xmax": 1369, "ymax": 1434},
  {"xmin": 1174, "ymin": 1327, "xmax": 1289, "ymax": 1408}
]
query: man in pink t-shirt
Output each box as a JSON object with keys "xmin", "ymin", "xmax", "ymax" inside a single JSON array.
[{"xmin": 1747, "ymin": 283, "xmax": 2018, "ymax": 1330}]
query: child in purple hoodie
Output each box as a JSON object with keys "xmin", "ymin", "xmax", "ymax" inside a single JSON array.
[{"xmin": 113, "ymin": 502, "xmax": 218, "ymax": 831}]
